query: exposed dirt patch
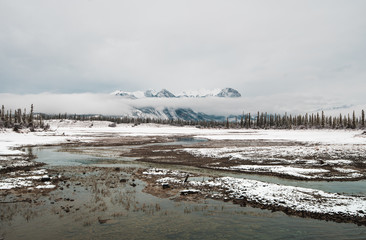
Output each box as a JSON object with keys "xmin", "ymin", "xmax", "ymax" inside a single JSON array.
[{"xmin": 124, "ymin": 138, "xmax": 366, "ymax": 181}]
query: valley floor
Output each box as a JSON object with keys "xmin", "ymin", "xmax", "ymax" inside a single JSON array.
[{"xmin": 1, "ymin": 120, "xmax": 366, "ymax": 229}]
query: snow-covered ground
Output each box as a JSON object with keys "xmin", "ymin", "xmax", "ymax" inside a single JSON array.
[
  {"xmin": 2, "ymin": 120, "xmax": 365, "ymax": 157},
  {"xmin": 195, "ymin": 129, "xmax": 366, "ymax": 145},
  {"xmin": 184, "ymin": 143, "xmax": 366, "ymax": 179},
  {"xmin": 143, "ymin": 168, "xmax": 366, "ymax": 222},
  {"xmin": 0, "ymin": 168, "xmax": 57, "ymax": 190},
  {"xmin": 1, "ymin": 120, "xmax": 366, "ymax": 184}
]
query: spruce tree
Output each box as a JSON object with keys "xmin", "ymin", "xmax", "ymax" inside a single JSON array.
[
  {"xmin": 264, "ymin": 112, "xmax": 267, "ymax": 128},
  {"xmin": 305, "ymin": 113, "xmax": 308, "ymax": 127},
  {"xmin": 29, "ymin": 104, "xmax": 34, "ymax": 127},
  {"xmin": 362, "ymin": 110, "xmax": 365, "ymax": 127},
  {"xmin": 1, "ymin": 105, "xmax": 4, "ymax": 121},
  {"xmin": 14, "ymin": 110, "xmax": 18, "ymax": 124},
  {"xmin": 9, "ymin": 110, "xmax": 12, "ymax": 125},
  {"xmin": 22, "ymin": 108, "xmax": 27, "ymax": 124},
  {"xmin": 347, "ymin": 114, "xmax": 351, "ymax": 128},
  {"xmin": 328, "ymin": 116, "xmax": 332, "ymax": 128},
  {"xmin": 240, "ymin": 112, "xmax": 244, "ymax": 128},
  {"xmin": 339, "ymin": 114, "xmax": 343, "ymax": 128},
  {"xmin": 17, "ymin": 108, "xmax": 21, "ymax": 124}
]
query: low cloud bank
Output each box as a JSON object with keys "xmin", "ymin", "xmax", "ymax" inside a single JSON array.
[{"xmin": 0, "ymin": 93, "xmax": 361, "ymax": 116}]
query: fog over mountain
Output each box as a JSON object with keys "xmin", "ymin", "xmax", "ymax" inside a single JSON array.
[
  {"xmin": 110, "ymin": 88, "xmax": 242, "ymax": 120},
  {"xmin": 0, "ymin": 88, "xmax": 363, "ymax": 121},
  {"xmin": 1, "ymin": 0, "xmax": 365, "ymax": 107}
]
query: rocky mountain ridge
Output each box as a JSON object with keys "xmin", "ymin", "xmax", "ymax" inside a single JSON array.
[{"xmin": 112, "ymin": 88, "xmax": 241, "ymax": 99}]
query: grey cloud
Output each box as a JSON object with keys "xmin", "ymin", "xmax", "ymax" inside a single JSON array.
[{"xmin": 0, "ymin": 0, "xmax": 365, "ymax": 106}]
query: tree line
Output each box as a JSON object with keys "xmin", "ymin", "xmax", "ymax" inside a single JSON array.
[
  {"xmin": 1, "ymin": 104, "xmax": 365, "ymax": 130},
  {"xmin": 0, "ymin": 104, "xmax": 49, "ymax": 131},
  {"xmin": 232, "ymin": 110, "xmax": 365, "ymax": 129}
]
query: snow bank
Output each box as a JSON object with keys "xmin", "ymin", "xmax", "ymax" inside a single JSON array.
[
  {"xmin": 0, "ymin": 169, "xmax": 58, "ymax": 190},
  {"xmin": 149, "ymin": 169, "xmax": 366, "ymax": 220},
  {"xmin": 208, "ymin": 177, "xmax": 366, "ymax": 218},
  {"xmin": 196, "ymin": 129, "xmax": 366, "ymax": 145},
  {"xmin": 184, "ymin": 143, "xmax": 366, "ymax": 180},
  {"xmin": 219, "ymin": 165, "xmax": 329, "ymax": 179}
]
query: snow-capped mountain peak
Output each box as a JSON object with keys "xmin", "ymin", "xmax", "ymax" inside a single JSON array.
[
  {"xmin": 111, "ymin": 90, "xmax": 137, "ymax": 99},
  {"xmin": 112, "ymin": 88, "xmax": 241, "ymax": 99},
  {"xmin": 178, "ymin": 88, "xmax": 222, "ymax": 98},
  {"xmin": 155, "ymin": 89, "xmax": 176, "ymax": 98},
  {"xmin": 216, "ymin": 88, "xmax": 241, "ymax": 98},
  {"xmin": 144, "ymin": 89, "xmax": 157, "ymax": 98}
]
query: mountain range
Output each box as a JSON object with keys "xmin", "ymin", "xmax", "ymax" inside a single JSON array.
[
  {"xmin": 112, "ymin": 88, "xmax": 242, "ymax": 121},
  {"xmin": 112, "ymin": 88, "xmax": 241, "ymax": 99}
]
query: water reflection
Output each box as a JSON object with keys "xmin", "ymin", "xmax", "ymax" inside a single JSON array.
[
  {"xmin": 1, "ymin": 162, "xmax": 366, "ymax": 240},
  {"xmin": 4, "ymin": 144, "xmax": 362, "ymax": 239}
]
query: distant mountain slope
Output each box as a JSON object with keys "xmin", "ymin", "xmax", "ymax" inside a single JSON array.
[{"xmin": 131, "ymin": 107, "xmax": 225, "ymax": 121}]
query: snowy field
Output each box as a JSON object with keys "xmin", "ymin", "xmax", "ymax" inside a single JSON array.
[
  {"xmin": 1, "ymin": 120, "xmax": 366, "ymax": 182},
  {"xmin": 183, "ymin": 143, "xmax": 366, "ymax": 180},
  {"xmin": 2, "ymin": 120, "xmax": 366, "ymax": 155}
]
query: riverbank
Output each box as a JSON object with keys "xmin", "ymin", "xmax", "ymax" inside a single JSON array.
[{"xmin": 1, "ymin": 120, "xmax": 366, "ymax": 228}]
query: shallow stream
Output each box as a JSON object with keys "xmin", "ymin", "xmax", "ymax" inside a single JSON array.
[{"xmin": 2, "ymin": 138, "xmax": 366, "ymax": 239}]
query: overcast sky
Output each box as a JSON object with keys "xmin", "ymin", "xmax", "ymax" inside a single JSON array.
[{"xmin": 1, "ymin": 0, "xmax": 366, "ymax": 112}]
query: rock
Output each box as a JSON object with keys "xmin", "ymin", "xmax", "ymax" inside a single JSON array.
[
  {"xmin": 162, "ymin": 183, "xmax": 170, "ymax": 189},
  {"xmin": 120, "ymin": 179, "xmax": 128, "ymax": 183},
  {"xmin": 98, "ymin": 217, "xmax": 110, "ymax": 224},
  {"xmin": 41, "ymin": 175, "xmax": 51, "ymax": 182},
  {"xmin": 180, "ymin": 189, "xmax": 200, "ymax": 195}
]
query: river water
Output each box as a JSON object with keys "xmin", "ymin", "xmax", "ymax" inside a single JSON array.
[{"xmin": 2, "ymin": 139, "xmax": 366, "ymax": 240}]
